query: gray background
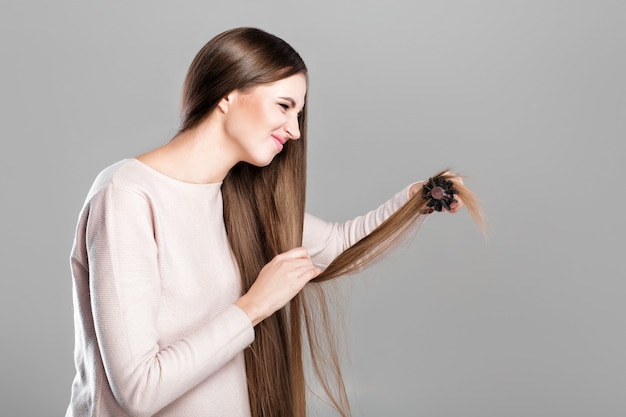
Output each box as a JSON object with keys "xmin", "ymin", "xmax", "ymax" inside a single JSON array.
[{"xmin": 1, "ymin": 0, "xmax": 625, "ymax": 416}]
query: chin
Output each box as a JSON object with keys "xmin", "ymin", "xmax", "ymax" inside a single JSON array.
[{"xmin": 247, "ymin": 154, "xmax": 278, "ymax": 168}]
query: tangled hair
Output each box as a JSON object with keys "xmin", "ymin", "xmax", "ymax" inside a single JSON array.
[
  {"xmin": 314, "ymin": 171, "xmax": 485, "ymax": 282},
  {"xmin": 180, "ymin": 28, "xmax": 484, "ymax": 417}
]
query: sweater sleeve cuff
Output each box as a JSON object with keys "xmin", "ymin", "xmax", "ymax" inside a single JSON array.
[
  {"xmin": 195, "ymin": 304, "xmax": 256, "ymax": 372},
  {"xmin": 223, "ymin": 304, "xmax": 255, "ymax": 347}
]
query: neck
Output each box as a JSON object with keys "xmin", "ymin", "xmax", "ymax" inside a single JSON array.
[{"xmin": 137, "ymin": 116, "xmax": 237, "ymax": 184}]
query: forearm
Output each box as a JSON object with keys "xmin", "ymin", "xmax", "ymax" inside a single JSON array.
[{"xmin": 303, "ymin": 183, "xmax": 426, "ymax": 268}]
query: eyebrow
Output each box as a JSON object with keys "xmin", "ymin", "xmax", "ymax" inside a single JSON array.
[{"xmin": 279, "ymin": 97, "xmax": 297, "ymax": 107}]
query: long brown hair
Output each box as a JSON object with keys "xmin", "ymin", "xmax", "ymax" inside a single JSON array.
[{"xmin": 180, "ymin": 27, "xmax": 484, "ymax": 417}]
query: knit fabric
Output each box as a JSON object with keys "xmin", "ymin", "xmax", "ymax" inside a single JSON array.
[{"xmin": 66, "ymin": 158, "xmax": 421, "ymax": 417}]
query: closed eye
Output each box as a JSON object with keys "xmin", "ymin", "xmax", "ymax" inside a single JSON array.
[{"xmin": 278, "ymin": 97, "xmax": 304, "ymax": 117}]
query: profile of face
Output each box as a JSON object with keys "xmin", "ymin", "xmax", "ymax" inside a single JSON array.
[{"xmin": 218, "ymin": 72, "xmax": 307, "ymax": 167}]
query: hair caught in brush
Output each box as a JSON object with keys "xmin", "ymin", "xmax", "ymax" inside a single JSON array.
[
  {"xmin": 313, "ymin": 169, "xmax": 485, "ymax": 283},
  {"xmin": 296, "ymin": 169, "xmax": 484, "ymax": 417}
]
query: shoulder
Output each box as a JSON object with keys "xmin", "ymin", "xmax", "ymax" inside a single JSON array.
[
  {"xmin": 73, "ymin": 160, "xmax": 158, "ymax": 224},
  {"xmin": 86, "ymin": 159, "xmax": 128, "ymax": 192},
  {"xmin": 84, "ymin": 159, "xmax": 161, "ymax": 204}
]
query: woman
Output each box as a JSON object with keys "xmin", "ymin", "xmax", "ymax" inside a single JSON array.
[{"xmin": 66, "ymin": 27, "xmax": 480, "ymax": 417}]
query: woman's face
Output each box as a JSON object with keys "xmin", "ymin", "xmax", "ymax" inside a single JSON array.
[{"xmin": 222, "ymin": 72, "xmax": 307, "ymax": 167}]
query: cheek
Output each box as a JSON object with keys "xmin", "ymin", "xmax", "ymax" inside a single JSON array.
[
  {"xmin": 224, "ymin": 104, "xmax": 258, "ymax": 137},
  {"xmin": 226, "ymin": 99, "xmax": 285, "ymax": 138},
  {"xmin": 256, "ymin": 102, "xmax": 283, "ymax": 127}
]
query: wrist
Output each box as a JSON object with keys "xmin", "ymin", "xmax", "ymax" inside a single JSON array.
[
  {"xmin": 235, "ymin": 295, "xmax": 264, "ymax": 326},
  {"xmin": 408, "ymin": 181, "xmax": 425, "ymax": 199}
]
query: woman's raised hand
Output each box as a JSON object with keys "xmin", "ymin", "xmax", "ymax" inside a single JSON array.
[
  {"xmin": 235, "ymin": 247, "xmax": 322, "ymax": 326},
  {"xmin": 409, "ymin": 172, "xmax": 466, "ymax": 214}
]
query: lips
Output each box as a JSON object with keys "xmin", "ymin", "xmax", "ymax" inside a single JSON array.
[{"xmin": 272, "ymin": 134, "xmax": 286, "ymax": 151}]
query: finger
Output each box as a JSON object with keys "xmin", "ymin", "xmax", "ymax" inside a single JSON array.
[
  {"xmin": 447, "ymin": 196, "xmax": 464, "ymax": 213},
  {"xmin": 291, "ymin": 264, "xmax": 322, "ymax": 281},
  {"xmin": 275, "ymin": 247, "xmax": 310, "ymax": 261}
]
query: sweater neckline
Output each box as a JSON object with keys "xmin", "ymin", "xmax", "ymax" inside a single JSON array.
[{"xmin": 130, "ymin": 158, "xmax": 224, "ymax": 189}]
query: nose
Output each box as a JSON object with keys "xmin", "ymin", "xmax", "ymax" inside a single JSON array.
[{"xmin": 284, "ymin": 114, "xmax": 301, "ymax": 140}]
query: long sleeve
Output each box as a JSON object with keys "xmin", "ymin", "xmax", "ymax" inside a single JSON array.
[
  {"xmin": 67, "ymin": 159, "xmax": 255, "ymax": 417},
  {"xmin": 77, "ymin": 185, "xmax": 252, "ymax": 416},
  {"xmin": 303, "ymin": 184, "xmax": 427, "ymax": 268}
]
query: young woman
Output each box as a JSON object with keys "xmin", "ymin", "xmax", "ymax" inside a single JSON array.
[{"xmin": 66, "ymin": 27, "xmax": 480, "ymax": 417}]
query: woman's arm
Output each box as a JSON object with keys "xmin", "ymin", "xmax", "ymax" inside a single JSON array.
[
  {"xmin": 74, "ymin": 184, "xmax": 254, "ymax": 416},
  {"xmin": 303, "ymin": 182, "xmax": 428, "ymax": 269}
]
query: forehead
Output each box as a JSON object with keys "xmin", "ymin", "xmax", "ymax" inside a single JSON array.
[{"xmin": 252, "ymin": 73, "xmax": 307, "ymax": 104}]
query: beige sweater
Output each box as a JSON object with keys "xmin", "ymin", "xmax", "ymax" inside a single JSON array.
[{"xmin": 66, "ymin": 158, "xmax": 421, "ymax": 417}]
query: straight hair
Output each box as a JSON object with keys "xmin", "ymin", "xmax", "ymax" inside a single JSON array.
[{"xmin": 180, "ymin": 27, "xmax": 484, "ymax": 417}]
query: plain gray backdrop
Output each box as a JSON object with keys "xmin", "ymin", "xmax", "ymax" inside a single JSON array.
[{"xmin": 1, "ymin": 1, "xmax": 625, "ymax": 416}]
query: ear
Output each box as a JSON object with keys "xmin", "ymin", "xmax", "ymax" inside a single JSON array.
[{"xmin": 217, "ymin": 91, "xmax": 236, "ymax": 114}]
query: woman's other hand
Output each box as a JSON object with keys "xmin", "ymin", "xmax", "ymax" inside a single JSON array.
[{"xmin": 409, "ymin": 172, "xmax": 465, "ymax": 214}]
